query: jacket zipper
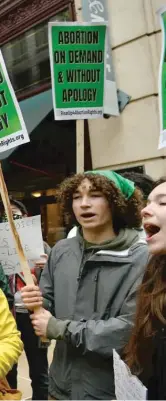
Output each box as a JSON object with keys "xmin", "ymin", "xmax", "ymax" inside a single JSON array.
[
  {"xmin": 93, "ymin": 268, "xmax": 101, "ymax": 312},
  {"xmin": 77, "ymin": 245, "xmax": 85, "ymax": 282},
  {"xmin": 77, "ymin": 248, "xmax": 94, "ymax": 281}
]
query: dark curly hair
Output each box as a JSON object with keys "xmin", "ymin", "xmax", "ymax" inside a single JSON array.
[
  {"xmin": 122, "ymin": 172, "xmax": 154, "ymax": 200},
  {"xmin": 57, "ymin": 173, "xmax": 143, "ymax": 232}
]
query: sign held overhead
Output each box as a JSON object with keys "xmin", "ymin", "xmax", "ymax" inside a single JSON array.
[
  {"xmin": 48, "ymin": 22, "xmax": 107, "ymax": 120},
  {"xmin": 0, "ymin": 51, "xmax": 29, "ymax": 153}
]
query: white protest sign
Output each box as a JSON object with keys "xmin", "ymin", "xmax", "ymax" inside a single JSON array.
[
  {"xmin": 0, "ymin": 215, "xmax": 44, "ymax": 275},
  {"xmin": 113, "ymin": 350, "xmax": 147, "ymax": 400}
]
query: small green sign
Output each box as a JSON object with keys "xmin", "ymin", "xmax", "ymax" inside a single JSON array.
[
  {"xmin": 0, "ymin": 51, "xmax": 29, "ymax": 153},
  {"xmin": 48, "ymin": 22, "xmax": 107, "ymax": 120}
]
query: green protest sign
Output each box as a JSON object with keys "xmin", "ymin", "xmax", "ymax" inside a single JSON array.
[
  {"xmin": 158, "ymin": 7, "xmax": 166, "ymax": 148},
  {"xmin": 48, "ymin": 22, "xmax": 107, "ymax": 120},
  {"xmin": 0, "ymin": 51, "xmax": 29, "ymax": 153}
]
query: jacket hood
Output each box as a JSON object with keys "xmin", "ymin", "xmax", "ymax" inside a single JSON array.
[{"xmin": 77, "ymin": 227, "xmax": 139, "ymax": 252}]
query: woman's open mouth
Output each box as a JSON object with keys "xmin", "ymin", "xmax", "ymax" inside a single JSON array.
[{"xmin": 144, "ymin": 223, "xmax": 160, "ymax": 241}]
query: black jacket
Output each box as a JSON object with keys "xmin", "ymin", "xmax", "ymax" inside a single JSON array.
[{"xmin": 144, "ymin": 326, "xmax": 166, "ymax": 400}]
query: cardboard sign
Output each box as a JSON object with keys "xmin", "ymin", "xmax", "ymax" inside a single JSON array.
[
  {"xmin": 0, "ymin": 215, "xmax": 44, "ymax": 275},
  {"xmin": 48, "ymin": 22, "xmax": 107, "ymax": 120},
  {"xmin": 113, "ymin": 350, "xmax": 147, "ymax": 400}
]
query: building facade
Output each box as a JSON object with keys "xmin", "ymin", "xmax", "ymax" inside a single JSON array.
[
  {"xmin": 0, "ymin": 0, "xmax": 165, "ymax": 244},
  {"xmin": 0, "ymin": 0, "xmax": 74, "ymax": 99},
  {"xmin": 88, "ymin": 0, "xmax": 166, "ymax": 179},
  {"xmin": 1, "ymin": 0, "xmax": 164, "ymax": 180},
  {"xmin": 0, "ymin": 0, "xmax": 78, "ymax": 244}
]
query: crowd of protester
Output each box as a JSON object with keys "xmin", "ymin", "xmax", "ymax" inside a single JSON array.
[{"xmin": 0, "ymin": 170, "xmax": 166, "ymax": 400}]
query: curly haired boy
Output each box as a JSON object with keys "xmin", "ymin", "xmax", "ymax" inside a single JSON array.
[{"xmin": 21, "ymin": 170, "xmax": 149, "ymax": 400}]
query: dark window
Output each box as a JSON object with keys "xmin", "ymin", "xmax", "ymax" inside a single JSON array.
[
  {"xmin": 2, "ymin": 7, "xmax": 71, "ymax": 97},
  {"xmin": 11, "ymin": 37, "xmax": 28, "ymax": 64},
  {"xmin": 35, "ymin": 26, "xmax": 48, "ymax": 52},
  {"xmin": 14, "ymin": 69, "xmax": 32, "ymax": 91},
  {"xmin": 39, "ymin": 59, "xmax": 51, "ymax": 81},
  {"xmin": 116, "ymin": 166, "xmax": 145, "ymax": 175}
]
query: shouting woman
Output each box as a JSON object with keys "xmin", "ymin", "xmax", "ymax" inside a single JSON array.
[{"xmin": 125, "ymin": 178, "xmax": 166, "ymax": 400}]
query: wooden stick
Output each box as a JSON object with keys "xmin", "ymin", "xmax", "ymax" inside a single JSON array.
[
  {"xmin": 76, "ymin": 120, "xmax": 84, "ymax": 173},
  {"xmin": 75, "ymin": 0, "xmax": 84, "ymax": 173}
]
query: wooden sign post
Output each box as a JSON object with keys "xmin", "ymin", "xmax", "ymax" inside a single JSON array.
[
  {"xmin": 75, "ymin": 0, "xmax": 84, "ymax": 173},
  {"xmin": 76, "ymin": 120, "xmax": 84, "ymax": 173}
]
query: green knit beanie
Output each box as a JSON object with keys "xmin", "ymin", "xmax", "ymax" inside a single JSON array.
[{"xmin": 85, "ymin": 170, "xmax": 135, "ymax": 199}]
